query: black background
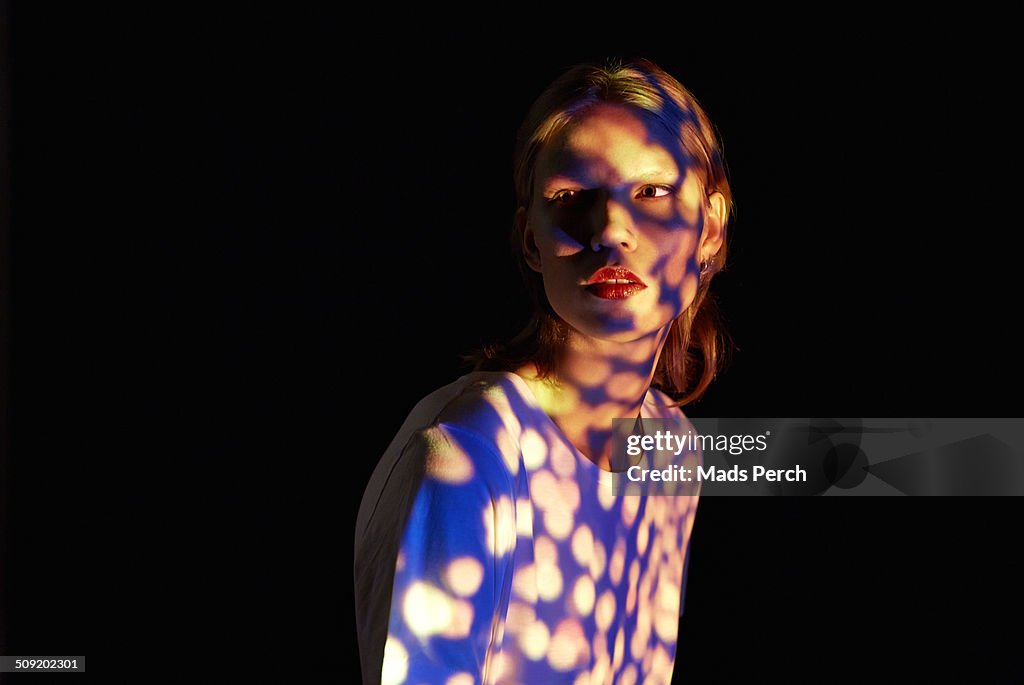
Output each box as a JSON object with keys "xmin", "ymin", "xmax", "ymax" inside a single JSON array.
[{"xmin": 5, "ymin": 7, "xmax": 1023, "ymax": 683}]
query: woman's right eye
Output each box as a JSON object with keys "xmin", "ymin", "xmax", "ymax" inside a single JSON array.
[{"xmin": 548, "ymin": 189, "xmax": 579, "ymax": 204}]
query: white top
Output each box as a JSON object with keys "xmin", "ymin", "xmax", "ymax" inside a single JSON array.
[{"xmin": 354, "ymin": 371, "xmax": 701, "ymax": 685}]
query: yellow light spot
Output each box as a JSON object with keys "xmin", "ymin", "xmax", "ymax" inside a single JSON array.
[
  {"xmin": 612, "ymin": 625, "xmax": 626, "ymax": 671},
  {"xmin": 636, "ymin": 519, "xmax": 650, "ymax": 556},
  {"xmin": 654, "ymin": 604, "xmax": 679, "ymax": 643},
  {"xmin": 590, "ymin": 651, "xmax": 611, "ymax": 685},
  {"xmin": 595, "ymin": 590, "xmax": 616, "ymax": 632},
  {"xmin": 593, "ymin": 628, "xmax": 608, "ymax": 661},
  {"xmin": 442, "ymin": 598, "xmax": 475, "ymax": 639},
  {"xmin": 402, "ymin": 582, "xmax": 454, "ymax": 638},
  {"xmin": 445, "ymin": 673, "xmax": 474, "ymax": 685},
  {"xmin": 381, "ymin": 635, "xmax": 408, "ymax": 685},
  {"xmin": 622, "ymin": 494, "xmax": 640, "ymax": 527},
  {"xmin": 589, "ymin": 540, "xmax": 606, "ymax": 580},
  {"xmin": 423, "ymin": 431, "xmax": 475, "ymax": 485},
  {"xmin": 505, "ymin": 601, "xmax": 535, "ymax": 635},
  {"xmin": 626, "ymin": 559, "xmax": 641, "ymax": 615},
  {"xmin": 530, "ymin": 470, "xmax": 558, "ymax": 510},
  {"xmin": 483, "ymin": 386, "xmax": 522, "ymax": 436},
  {"xmin": 543, "ymin": 506, "xmax": 574, "ymax": 541},
  {"xmin": 550, "ymin": 441, "xmax": 577, "ymax": 478},
  {"xmin": 516, "ymin": 498, "xmax": 534, "ymax": 537},
  {"xmin": 559, "ymin": 478, "xmax": 581, "ymax": 511},
  {"xmin": 606, "ymin": 371, "xmax": 642, "ymax": 401},
  {"xmin": 657, "ymin": 568, "xmax": 680, "ymax": 612},
  {"xmin": 521, "ymin": 428, "xmax": 548, "ymax": 470},
  {"xmin": 536, "ymin": 562, "xmax": 563, "ymax": 602},
  {"xmin": 573, "ymin": 671, "xmax": 590, "ymax": 685},
  {"xmin": 534, "ymin": 535, "xmax": 558, "ymax": 566},
  {"xmin": 490, "ymin": 427, "xmax": 519, "ymax": 477},
  {"xmin": 530, "ymin": 380, "xmax": 580, "ymax": 422},
  {"xmin": 572, "ymin": 574, "xmax": 595, "ymax": 616},
  {"xmin": 547, "ymin": 617, "xmax": 588, "ymax": 671},
  {"xmin": 632, "ymin": 594, "xmax": 653, "ymax": 660},
  {"xmin": 651, "ymin": 644, "xmax": 672, "ymax": 678},
  {"xmin": 598, "ymin": 480, "xmax": 616, "ymax": 510},
  {"xmin": 483, "ymin": 495, "xmax": 517, "ymax": 557},
  {"xmin": 571, "ymin": 525, "xmax": 593, "ymax": 567},
  {"xmin": 444, "ymin": 557, "xmax": 484, "ymax": 598},
  {"xmin": 520, "ymin": 619, "xmax": 550, "ymax": 660},
  {"xmin": 619, "ymin": 663, "xmax": 638, "ymax": 685},
  {"xmin": 488, "ymin": 651, "xmax": 514, "ymax": 683},
  {"xmin": 513, "ymin": 563, "xmax": 538, "ymax": 603},
  {"xmin": 609, "ymin": 537, "xmax": 626, "ymax": 586}
]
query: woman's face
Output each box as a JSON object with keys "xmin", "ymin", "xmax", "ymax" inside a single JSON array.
[{"xmin": 523, "ymin": 102, "xmax": 725, "ymax": 344}]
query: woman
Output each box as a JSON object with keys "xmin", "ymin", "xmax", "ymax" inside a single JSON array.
[{"xmin": 355, "ymin": 57, "xmax": 733, "ymax": 685}]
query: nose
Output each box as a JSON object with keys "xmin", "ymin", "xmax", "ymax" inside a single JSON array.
[{"xmin": 590, "ymin": 195, "xmax": 638, "ymax": 253}]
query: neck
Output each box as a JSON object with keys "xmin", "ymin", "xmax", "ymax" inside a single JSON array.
[{"xmin": 516, "ymin": 325, "xmax": 670, "ymax": 471}]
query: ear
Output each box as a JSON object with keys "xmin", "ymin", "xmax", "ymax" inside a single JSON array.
[
  {"xmin": 517, "ymin": 206, "xmax": 543, "ymax": 273},
  {"xmin": 698, "ymin": 191, "xmax": 727, "ymax": 263}
]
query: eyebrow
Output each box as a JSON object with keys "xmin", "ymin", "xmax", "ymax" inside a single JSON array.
[{"xmin": 542, "ymin": 169, "xmax": 679, "ymax": 187}]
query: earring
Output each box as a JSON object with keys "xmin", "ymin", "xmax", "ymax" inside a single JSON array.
[{"xmin": 700, "ymin": 258, "xmax": 713, "ymax": 275}]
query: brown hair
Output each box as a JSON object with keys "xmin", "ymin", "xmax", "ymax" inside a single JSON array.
[{"xmin": 471, "ymin": 58, "xmax": 735, "ymax": 406}]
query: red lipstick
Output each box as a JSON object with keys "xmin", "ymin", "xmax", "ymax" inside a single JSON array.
[{"xmin": 584, "ymin": 267, "xmax": 648, "ymax": 300}]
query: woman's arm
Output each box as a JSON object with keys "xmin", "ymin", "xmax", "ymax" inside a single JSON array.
[{"xmin": 356, "ymin": 424, "xmax": 515, "ymax": 685}]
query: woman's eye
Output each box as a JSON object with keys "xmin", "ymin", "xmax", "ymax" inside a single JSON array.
[
  {"xmin": 637, "ymin": 185, "xmax": 673, "ymax": 199},
  {"xmin": 549, "ymin": 189, "xmax": 579, "ymax": 204}
]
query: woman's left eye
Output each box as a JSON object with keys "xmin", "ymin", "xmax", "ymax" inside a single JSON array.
[{"xmin": 636, "ymin": 185, "xmax": 674, "ymax": 199}]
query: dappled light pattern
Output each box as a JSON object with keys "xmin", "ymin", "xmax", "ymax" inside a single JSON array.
[{"xmin": 355, "ymin": 372, "xmax": 700, "ymax": 684}]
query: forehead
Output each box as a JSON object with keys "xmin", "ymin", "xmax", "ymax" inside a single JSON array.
[{"xmin": 536, "ymin": 102, "xmax": 690, "ymax": 184}]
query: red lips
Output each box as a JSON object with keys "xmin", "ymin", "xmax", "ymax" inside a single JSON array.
[{"xmin": 584, "ymin": 267, "xmax": 648, "ymax": 300}]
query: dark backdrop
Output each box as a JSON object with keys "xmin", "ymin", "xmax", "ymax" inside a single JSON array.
[{"xmin": 6, "ymin": 7, "xmax": 1023, "ymax": 682}]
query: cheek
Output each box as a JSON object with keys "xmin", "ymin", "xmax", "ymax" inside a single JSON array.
[{"xmin": 659, "ymin": 231, "xmax": 698, "ymax": 290}]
